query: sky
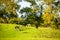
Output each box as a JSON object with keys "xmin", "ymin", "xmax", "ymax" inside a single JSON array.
[{"xmin": 18, "ymin": 0, "xmax": 31, "ymax": 9}]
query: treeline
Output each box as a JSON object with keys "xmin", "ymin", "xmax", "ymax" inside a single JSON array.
[{"xmin": 0, "ymin": 0, "xmax": 60, "ymax": 29}]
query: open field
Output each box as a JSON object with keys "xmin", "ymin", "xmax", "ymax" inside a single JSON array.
[{"xmin": 0, "ymin": 23, "xmax": 60, "ymax": 40}]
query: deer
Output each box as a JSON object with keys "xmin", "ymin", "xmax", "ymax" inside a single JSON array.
[{"xmin": 15, "ymin": 25, "xmax": 21, "ymax": 31}]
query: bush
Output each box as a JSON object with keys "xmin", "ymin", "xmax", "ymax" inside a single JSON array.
[
  {"xmin": 0, "ymin": 18, "xmax": 5, "ymax": 23},
  {"xmin": 9, "ymin": 18, "xmax": 21, "ymax": 24}
]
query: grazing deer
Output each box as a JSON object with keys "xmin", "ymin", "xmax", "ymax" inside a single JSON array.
[
  {"xmin": 26, "ymin": 24, "xmax": 31, "ymax": 27},
  {"xmin": 15, "ymin": 25, "xmax": 21, "ymax": 31}
]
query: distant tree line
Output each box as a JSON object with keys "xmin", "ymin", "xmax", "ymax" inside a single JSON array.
[{"xmin": 0, "ymin": 0, "xmax": 60, "ymax": 29}]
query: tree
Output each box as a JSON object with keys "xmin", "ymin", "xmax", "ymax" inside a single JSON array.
[
  {"xmin": 0, "ymin": 0, "xmax": 20, "ymax": 23},
  {"xmin": 42, "ymin": 11, "xmax": 53, "ymax": 27},
  {"xmin": 0, "ymin": 0, "xmax": 19, "ymax": 15},
  {"xmin": 43, "ymin": 0, "xmax": 60, "ymax": 28},
  {"xmin": 20, "ymin": 6, "xmax": 43, "ymax": 28}
]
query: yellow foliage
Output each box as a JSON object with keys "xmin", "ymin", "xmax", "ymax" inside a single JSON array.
[
  {"xmin": 31, "ymin": 9, "xmax": 35, "ymax": 13},
  {"xmin": 44, "ymin": 0, "xmax": 54, "ymax": 4},
  {"xmin": 42, "ymin": 12, "xmax": 52, "ymax": 24}
]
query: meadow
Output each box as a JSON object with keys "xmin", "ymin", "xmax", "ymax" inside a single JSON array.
[{"xmin": 0, "ymin": 23, "xmax": 60, "ymax": 40}]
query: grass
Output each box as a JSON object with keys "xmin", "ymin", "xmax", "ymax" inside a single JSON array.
[{"xmin": 0, "ymin": 23, "xmax": 60, "ymax": 40}]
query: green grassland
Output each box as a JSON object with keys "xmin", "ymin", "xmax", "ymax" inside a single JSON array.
[{"xmin": 0, "ymin": 23, "xmax": 60, "ymax": 40}]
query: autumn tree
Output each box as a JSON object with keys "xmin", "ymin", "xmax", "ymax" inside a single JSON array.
[{"xmin": 43, "ymin": 0, "xmax": 60, "ymax": 28}]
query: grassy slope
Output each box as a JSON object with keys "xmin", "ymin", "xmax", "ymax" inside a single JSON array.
[{"xmin": 0, "ymin": 23, "xmax": 60, "ymax": 40}]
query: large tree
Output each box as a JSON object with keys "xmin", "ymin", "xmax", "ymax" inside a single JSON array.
[
  {"xmin": 20, "ymin": 6, "xmax": 43, "ymax": 28},
  {"xmin": 0, "ymin": 0, "xmax": 20, "ymax": 23},
  {"xmin": 23, "ymin": 0, "xmax": 60, "ymax": 28},
  {"xmin": 43, "ymin": 0, "xmax": 60, "ymax": 28}
]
